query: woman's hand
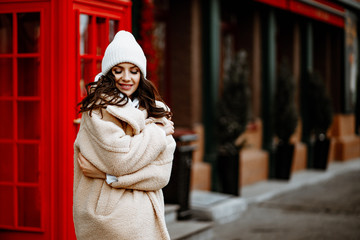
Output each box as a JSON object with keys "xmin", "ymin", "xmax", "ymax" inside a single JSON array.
[
  {"xmin": 157, "ymin": 120, "xmax": 174, "ymax": 136},
  {"xmin": 77, "ymin": 152, "xmax": 106, "ymax": 179}
]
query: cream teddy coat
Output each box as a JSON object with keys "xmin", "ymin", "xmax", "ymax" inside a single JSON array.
[{"xmin": 73, "ymin": 100, "xmax": 176, "ymax": 240}]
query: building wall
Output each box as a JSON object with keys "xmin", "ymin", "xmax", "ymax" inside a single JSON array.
[{"xmin": 168, "ymin": 0, "xmax": 202, "ymax": 129}]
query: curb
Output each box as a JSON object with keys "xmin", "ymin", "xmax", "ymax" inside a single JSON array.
[
  {"xmin": 190, "ymin": 158, "xmax": 360, "ymax": 224},
  {"xmin": 242, "ymin": 158, "xmax": 360, "ymax": 204}
]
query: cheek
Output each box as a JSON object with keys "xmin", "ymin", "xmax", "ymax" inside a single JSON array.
[
  {"xmin": 134, "ymin": 76, "xmax": 140, "ymax": 85},
  {"xmin": 135, "ymin": 80, "xmax": 140, "ymax": 88},
  {"xmin": 114, "ymin": 74, "xmax": 121, "ymax": 81}
]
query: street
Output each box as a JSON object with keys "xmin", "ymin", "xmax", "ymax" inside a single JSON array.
[{"xmin": 213, "ymin": 169, "xmax": 360, "ymax": 240}]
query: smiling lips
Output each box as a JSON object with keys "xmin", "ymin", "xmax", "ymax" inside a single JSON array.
[{"xmin": 119, "ymin": 83, "xmax": 133, "ymax": 91}]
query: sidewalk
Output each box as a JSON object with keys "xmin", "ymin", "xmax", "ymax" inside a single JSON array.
[
  {"xmin": 241, "ymin": 157, "xmax": 360, "ymax": 203},
  {"xmin": 212, "ymin": 158, "xmax": 360, "ymax": 240},
  {"xmin": 187, "ymin": 158, "xmax": 360, "ymax": 239}
]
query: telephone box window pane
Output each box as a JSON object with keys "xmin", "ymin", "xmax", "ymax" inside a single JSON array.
[
  {"xmin": 0, "ymin": 58, "xmax": 13, "ymax": 97},
  {"xmin": 0, "ymin": 186, "xmax": 14, "ymax": 226},
  {"xmin": 96, "ymin": 17, "xmax": 106, "ymax": 56},
  {"xmin": 96, "ymin": 60, "xmax": 101, "ymax": 73},
  {"xmin": 17, "ymin": 12, "xmax": 40, "ymax": 53},
  {"xmin": 109, "ymin": 19, "xmax": 119, "ymax": 42},
  {"xmin": 80, "ymin": 59, "xmax": 93, "ymax": 98},
  {"xmin": 80, "ymin": 14, "xmax": 92, "ymax": 55},
  {"xmin": 0, "ymin": 101, "xmax": 14, "ymax": 139},
  {"xmin": 17, "ymin": 186, "xmax": 41, "ymax": 228},
  {"xmin": 18, "ymin": 144, "xmax": 39, "ymax": 183},
  {"xmin": 0, "ymin": 143, "xmax": 14, "ymax": 182},
  {"xmin": 0, "ymin": 14, "xmax": 13, "ymax": 54},
  {"xmin": 17, "ymin": 101, "xmax": 40, "ymax": 140},
  {"xmin": 18, "ymin": 58, "xmax": 40, "ymax": 96}
]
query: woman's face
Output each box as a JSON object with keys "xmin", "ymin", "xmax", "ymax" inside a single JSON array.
[{"xmin": 111, "ymin": 62, "xmax": 141, "ymax": 98}]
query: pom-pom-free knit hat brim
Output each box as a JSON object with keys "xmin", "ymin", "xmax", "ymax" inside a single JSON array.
[{"xmin": 101, "ymin": 30, "xmax": 147, "ymax": 78}]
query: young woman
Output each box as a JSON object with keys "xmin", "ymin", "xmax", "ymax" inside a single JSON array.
[{"xmin": 73, "ymin": 30, "xmax": 176, "ymax": 240}]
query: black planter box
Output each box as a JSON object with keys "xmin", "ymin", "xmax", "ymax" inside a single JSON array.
[
  {"xmin": 163, "ymin": 130, "xmax": 197, "ymax": 220},
  {"xmin": 218, "ymin": 153, "xmax": 240, "ymax": 196},
  {"xmin": 313, "ymin": 137, "xmax": 330, "ymax": 170},
  {"xmin": 274, "ymin": 143, "xmax": 294, "ymax": 180}
]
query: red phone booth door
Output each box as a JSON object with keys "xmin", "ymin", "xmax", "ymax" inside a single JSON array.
[
  {"xmin": 0, "ymin": 3, "xmax": 50, "ymax": 240},
  {"xmin": 74, "ymin": 4, "xmax": 131, "ymax": 125},
  {"xmin": 77, "ymin": 12, "xmax": 121, "ymax": 107}
]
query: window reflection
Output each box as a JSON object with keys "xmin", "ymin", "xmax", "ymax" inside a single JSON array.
[
  {"xmin": 17, "ymin": 12, "xmax": 40, "ymax": 53},
  {"xmin": 0, "ymin": 14, "xmax": 13, "ymax": 54},
  {"xmin": 17, "ymin": 101, "xmax": 40, "ymax": 140},
  {"xmin": 17, "ymin": 186, "xmax": 41, "ymax": 228},
  {"xmin": 18, "ymin": 144, "xmax": 39, "ymax": 183},
  {"xmin": 18, "ymin": 58, "xmax": 40, "ymax": 96},
  {"xmin": 0, "ymin": 186, "xmax": 14, "ymax": 226},
  {"xmin": 80, "ymin": 59, "xmax": 93, "ymax": 97},
  {"xmin": 0, "ymin": 101, "xmax": 13, "ymax": 139},
  {"xmin": 80, "ymin": 14, "xmax": 91, "ymax": 54},
  {"xmin": 109, "ymin": 19, "xmax": 118, "ymax": 42},
  {"xmin": 96, "ymin": 17, "xmax": 106, "ymax": 55},
  {"xmin": 0, "ymin": 58, "xmax": 13, "ymax": 96},
  {"xmin": 0, "ymin": 143, "xmax": 14, "ymax": 182}
]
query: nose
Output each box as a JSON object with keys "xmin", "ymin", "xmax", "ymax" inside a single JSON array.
[{"xmin": 123, "ymin": 70, "xmax": 131, "ymax": 81}]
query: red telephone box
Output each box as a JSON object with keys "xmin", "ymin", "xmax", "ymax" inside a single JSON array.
[{"xmin": 0, "ymin": 0, "xmax": 131, "ymax": 239}]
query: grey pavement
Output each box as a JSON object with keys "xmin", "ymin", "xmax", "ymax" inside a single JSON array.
[{"xmin": 212, "ymin": 158, "xmax": 360, "ymax": 240}]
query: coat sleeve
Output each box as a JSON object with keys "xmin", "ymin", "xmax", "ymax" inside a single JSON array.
[
  {"xmin": 108, "ymin": 135, "xmax": 176, "ymax": 191},
  {"xmin": 75, "ymin": 105, "xmax": 169, "ymax": 177}
]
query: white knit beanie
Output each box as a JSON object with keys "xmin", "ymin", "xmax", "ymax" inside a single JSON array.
[{"xmin": 101, "ymin": 30, "xmax": 147, "ymax": 78}]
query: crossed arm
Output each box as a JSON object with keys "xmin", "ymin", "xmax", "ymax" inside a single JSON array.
[{"xmin": 77, "ymin": 120, "xmax": 175, "ymax": 180}]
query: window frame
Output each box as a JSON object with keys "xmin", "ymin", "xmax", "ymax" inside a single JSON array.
[{"xmin": 0, "ymin": 2, "xmax": 49, "ymax": 233}]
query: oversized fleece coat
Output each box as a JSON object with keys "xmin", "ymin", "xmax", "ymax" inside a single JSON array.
[{"xmin": 73, "ymin": 100, "xmax": 176, "ymax": 240}]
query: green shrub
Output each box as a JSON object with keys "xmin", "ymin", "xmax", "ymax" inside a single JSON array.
[
  {"xmin": 274, "ymin": 60, "xmax": 298, "ymax": 143},
  {"xmin": 216, "ymin": 50, "xmax": 250, "ymax": 155},
  {"xmin": 306, "ymin": 71, "xmax": 333, "ymax": 136}
]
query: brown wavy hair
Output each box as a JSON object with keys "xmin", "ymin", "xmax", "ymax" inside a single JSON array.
[{"xmin": 78, "ymin": 71, "xmax": 172, "ymax": 119}]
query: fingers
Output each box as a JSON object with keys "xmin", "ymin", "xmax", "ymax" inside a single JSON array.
[
  {"xmin": 78, "ymin": 152, "xmax": 86, "ymax": 162},
  {"xmin": 77, "ymin": 155, "xmax": 83, "ymax": 167},
  {"xmin": 77, "ymin": 153, "xmax": 106, "ymax": 179},
  {"xmin": 165, "ymin": 121, "xmax": 175, "ymax": 135},
  {"xmin": 169, "ymin": 120, "xmax": 175, "ymax": 134},
  {"xmin": 77, "ymin": 152, "xmax": 89, "ymax": 174},
  {"xmin": 155, "ymin": 119, "xmax": 175, "ymax": 136}
]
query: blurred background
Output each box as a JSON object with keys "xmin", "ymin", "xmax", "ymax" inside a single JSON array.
[{"xmin": 0, "ymin": 0, "xmax": 359, "ymax": 239}]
